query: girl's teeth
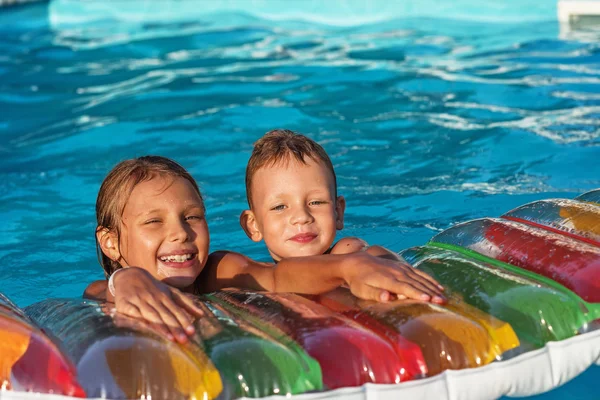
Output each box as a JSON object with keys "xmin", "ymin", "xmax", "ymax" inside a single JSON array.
[{"xmin": 161, "ymin": 254, "xmax": 193, "ymax": 262}]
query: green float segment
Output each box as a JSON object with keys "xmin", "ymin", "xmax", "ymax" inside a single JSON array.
[
  {"xmin": 422, "ymin": 242, "xmax": 600, "ymax": 329},
  {"xmin": 197, "ymin": 300, "xmax": 323, "ymax": 398}
]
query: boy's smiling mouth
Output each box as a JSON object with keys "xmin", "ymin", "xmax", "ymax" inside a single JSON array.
[{"xmin": 288, "ymin": 233, "xmax": 318, "ymax": 243}]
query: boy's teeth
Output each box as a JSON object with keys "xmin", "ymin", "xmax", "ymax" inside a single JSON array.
[{"xmin": 160, "ymin": 254, "xmax": 193, "ymax": 262}]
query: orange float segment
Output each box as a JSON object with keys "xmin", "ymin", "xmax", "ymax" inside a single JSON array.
[
  {"xmin": 0, "ymin": 312, "xmax": 85, "ymax": 397},
  {"xmin": 0, "ymin": 316, "xmax": 30, "ymax": 390},
  {"xmin": 559, "ymin": 207, "xmax": 600, "ymax": 234},
  {"xmin": 558, "ymin": 204, "xmax": 600, "ymax": 241}
]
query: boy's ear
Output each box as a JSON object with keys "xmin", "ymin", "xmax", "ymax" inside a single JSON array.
[
  {"xmin": 335, "ymin": 195, "xmax": 346, "ymax": 230},
  {"xmin": 240, "ymin": 210, "xmax": 263, "ymax": 242},
  {"xmin": 96, "ymin": 227, "xmax": 121, "ymax": 263}
]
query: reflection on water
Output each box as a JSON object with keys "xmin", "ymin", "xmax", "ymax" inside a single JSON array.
[{"xmin": 0, "ymin": 4, "xmax": 599, "ymax": 305}]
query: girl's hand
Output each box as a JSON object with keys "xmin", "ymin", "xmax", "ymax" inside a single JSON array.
[
  {"xmin": 110, "ymin": 267, "xmax": 204, "ymax": 343},
  {"xmin": 342, "ymin": 252, "xmax": 446, "ymax": 304}
]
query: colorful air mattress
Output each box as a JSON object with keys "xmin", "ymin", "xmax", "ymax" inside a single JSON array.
[{"xmin": 2, "ymin": 190, "xmax": 600, "ymax": 400}]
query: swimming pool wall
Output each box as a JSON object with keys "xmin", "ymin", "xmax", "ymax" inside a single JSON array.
[{"xmin": 47, "ymin": 0, "xmax": 559, "ymax": 27}]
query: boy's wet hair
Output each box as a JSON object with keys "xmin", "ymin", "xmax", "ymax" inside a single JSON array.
[
  {"xmin": 245, "ymin": 129, "xmax": 337, "ymax": 208},
  {"xmin": 95, "ymin": 156, "xmax": 203, "ymax": 278}
]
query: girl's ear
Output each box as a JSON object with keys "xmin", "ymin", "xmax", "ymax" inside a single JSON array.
[
  {"xmin": 96, "ymin": 227, "xmax": 121, "ymax": 263},
  {"xmin": 239, "ymin": 210, "xmax": 263, "ymax": 242},
  {"xmin": 335, "ymin": 195, "xmax": 346, "ymax": 230}
]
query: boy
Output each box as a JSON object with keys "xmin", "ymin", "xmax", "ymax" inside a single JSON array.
[{"xmin": 238, "ymin": 129, "xmax": 444, "ymax": 292}]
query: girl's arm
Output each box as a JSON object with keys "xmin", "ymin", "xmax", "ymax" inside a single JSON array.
[{"xmin": 83, "ymin": 268, "xmax": 204, "ymax": 344}]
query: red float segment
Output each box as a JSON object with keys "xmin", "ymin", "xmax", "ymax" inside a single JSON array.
[
  {"xmin": 315, "ymin": 295, "xmax": 427, "ymax": 380},
  {"xmin": 482, "ymin": 219, "xmax": 600, "ymax": 303}
]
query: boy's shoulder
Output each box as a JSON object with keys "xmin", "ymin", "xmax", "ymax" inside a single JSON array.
[{"xmin": 330, "ymin": 237, "xmax": 369, "ymax": 255}]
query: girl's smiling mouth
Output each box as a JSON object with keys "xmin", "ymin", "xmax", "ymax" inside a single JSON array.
[{"xmin": 158, "ymin": 251, "xmax": 198, "ymax": 268}]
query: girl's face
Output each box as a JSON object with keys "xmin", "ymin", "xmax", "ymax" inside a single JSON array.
[{"xmin": 116, "ymin": 175, "xmax": 209, "ymax": 290}]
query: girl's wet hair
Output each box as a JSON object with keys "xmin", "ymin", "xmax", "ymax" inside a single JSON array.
[{"xmin": 95, "ymin": 156, "xmax": 203, "ymax": 278}]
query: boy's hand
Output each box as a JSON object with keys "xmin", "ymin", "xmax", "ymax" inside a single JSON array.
[
  {"xmin": 110, "ymin": 268, "xmax": 204, "ymax": 343},
  {"xmin": 342, "ymin": 252, "xmax": 446, "ymax": 304}
]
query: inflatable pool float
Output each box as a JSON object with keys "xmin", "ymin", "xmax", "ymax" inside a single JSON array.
[{"xmin": 2, "ymin": 189, "xmax": 600, "ymax": 400}]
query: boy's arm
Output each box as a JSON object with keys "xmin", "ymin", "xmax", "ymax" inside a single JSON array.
[
  {"xmin": 199, "ymin": 250, "xmax": 445, "ymax": 303},
  {"xmin": 331, "ymin": 237, "xmax": 404, "ymax": 261},
  {"xmin": 365, "ymin": 245, "xmax": 405, "ymax": 261}
]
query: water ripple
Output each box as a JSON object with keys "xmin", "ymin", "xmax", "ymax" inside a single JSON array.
[{"xmin": 1, "ymin": 7, "xmax": 600, "ymax": 304}]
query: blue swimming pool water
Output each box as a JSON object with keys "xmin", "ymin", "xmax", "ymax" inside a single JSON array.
[
  {"xmin": 1, "ymin": 1, "xmax": 600, "ymax": 306},
  {"xmin": 1, "ymin": 0, "xmax": 599, "ymax": 397}
]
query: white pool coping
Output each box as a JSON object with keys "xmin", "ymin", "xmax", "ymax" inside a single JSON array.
[{"xmin": 558, "ymin": 0, "xmax": 600, "ymax": 21}]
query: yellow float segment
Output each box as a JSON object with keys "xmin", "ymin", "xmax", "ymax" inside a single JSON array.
[
  {"xmin": 105, "ymin": 337, "xmax": 223, "ymax": 399},
  {"xmin": 444, "ymin": 296, "xmax": 520, "ymax": 359}
]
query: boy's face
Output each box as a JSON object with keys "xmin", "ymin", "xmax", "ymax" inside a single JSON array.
[
  {"xmin": 241, "ymin": 157, "xmax": 345, "ymax": 261},
  {"xmin": 115, "ymin": 176, "xmax": 209, "ymax": 289}
]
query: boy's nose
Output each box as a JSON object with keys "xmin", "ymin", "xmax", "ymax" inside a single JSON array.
[{"xmin": 290, "ymin": 206, "xmax": 314, "ymax": 225}]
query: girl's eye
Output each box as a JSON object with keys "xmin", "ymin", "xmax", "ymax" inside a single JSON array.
[
  {"xmin": 144, "ymin": 219, "xmax": 161, "ymax": 224},
  {"xmin": 186, "ymin": 215, "xmax": 205, "ymax": 221},
  {"xmin": 271, "ymin": 204, "xmax": 286, "ymax": 211}
]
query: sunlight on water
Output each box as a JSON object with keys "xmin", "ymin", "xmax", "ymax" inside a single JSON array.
[{"xmin": 0, "ymin": 2, "xmax": 599, "ymax": 309}]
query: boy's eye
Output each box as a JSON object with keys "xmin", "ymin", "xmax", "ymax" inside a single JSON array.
[
  {"xmin": 144, "ymin": 218, "xmax": 161, "ymax": 224},
  {"xmin": 186, "ymin": 215, "xmax": 205, "ymax": 221},
  {"xmin": 309, "ymin": 200, "xmax": 327, "ymax": 206},
  {"xmin": 271, "ymin": 204, "xmax": 286, "ymax": 211}
]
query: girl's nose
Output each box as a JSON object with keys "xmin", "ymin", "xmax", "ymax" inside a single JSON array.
[
  {"xmin": 169, "ymin": 219, "xmax": 191, "ymax": 242},
  {"xmin": 290, "ymin": 206, "xmax": 314, "ymax": 225}
]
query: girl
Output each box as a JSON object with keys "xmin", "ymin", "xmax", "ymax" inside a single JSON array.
[{"xmin": 87, "ymin": 156, "xmax": 444, "ymax": 342}]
